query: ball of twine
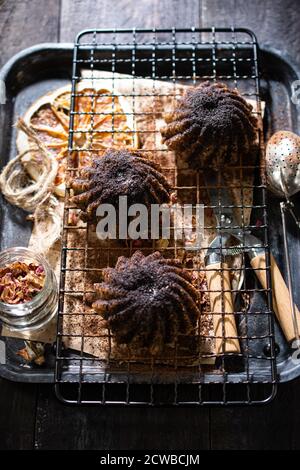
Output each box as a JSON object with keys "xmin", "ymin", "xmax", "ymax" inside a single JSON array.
[{"xmin": 0, "ymin": 118, "xmax": 58, "ymax": 212}]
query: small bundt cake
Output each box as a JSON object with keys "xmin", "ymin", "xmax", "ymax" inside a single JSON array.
[
  {"xmin": 161, "ymin": 81, "xmax": 258, "ymax": 168},
  {"xmin": 92, "ymin": 251, "xmax": 201, "ymax": 354},
  {"xmin": 70, "ymin": 149, "xmax": 171, "ymax": 221}
]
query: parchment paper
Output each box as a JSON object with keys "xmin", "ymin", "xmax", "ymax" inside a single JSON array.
[{"xmin": 2, "ymin": 71, "xmax": 264, "ymax": 369}]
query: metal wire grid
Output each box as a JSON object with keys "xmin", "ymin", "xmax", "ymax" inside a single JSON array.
[{"xmin": 54, "ymin": 28, "xmax": 277, "ymax": 405}]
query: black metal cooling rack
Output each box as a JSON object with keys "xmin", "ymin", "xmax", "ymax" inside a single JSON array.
[{"xmin": 54, "ymin": 28, "xmax": 277, "ymax": 406}]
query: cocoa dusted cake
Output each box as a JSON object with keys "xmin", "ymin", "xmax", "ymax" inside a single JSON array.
[
  {"xmin": 70, "ymin": 149, "xmax": 171, "ymax": 222},
  {"xmin": 161, "ymin": 81, "xmax": 258, "ymax": 168},
  {"xmin": 92, "ymin": 251, "xmax": 201, "ymax": 355}
]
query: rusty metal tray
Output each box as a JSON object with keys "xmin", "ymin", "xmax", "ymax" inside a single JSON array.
[{"xmin": 0, "ymin": 41, "xmax": 300, "ymax": 389}]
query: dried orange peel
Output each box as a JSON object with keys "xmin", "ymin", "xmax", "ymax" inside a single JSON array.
[{"xmin": 17, "ymin": 80, "xmax": 138, "ymax": 197}]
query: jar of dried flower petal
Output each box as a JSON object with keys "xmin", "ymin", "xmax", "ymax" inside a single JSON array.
[{"xmin": 0, "ymin": 247, "xmax": 58, "ymax": 332}]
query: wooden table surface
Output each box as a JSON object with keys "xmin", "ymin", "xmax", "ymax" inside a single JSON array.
[{"xmin": 1, "ymin": 0, "xmax": 300, "ymax": 450}]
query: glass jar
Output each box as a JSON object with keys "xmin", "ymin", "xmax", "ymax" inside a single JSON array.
[{"xmin": 0, "ymin": 247, "xmax": 58, "ymax": 333}]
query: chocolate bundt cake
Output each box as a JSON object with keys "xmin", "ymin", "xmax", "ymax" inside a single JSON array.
[
  {"xmin": 161, "ymin": 81, "xmax": 258, "ymax": 168},
  {"xmin": 70, "ymin": 149, "xmax": 171, "ymax": 221},
  {"xmin": 92, "ymin": 251, "xmax": 201, "ymax": 354}
]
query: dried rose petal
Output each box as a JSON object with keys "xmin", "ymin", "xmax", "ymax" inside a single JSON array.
[
  {"xmin": 0, "ymin": 260, "xmax": 45, "ymax": 304},
  {"xmin": 35, "ymin": 265, "xmax": 44, "ymax": 275},
  {"xmin": 68, "ymin": 212, "xmax": 79, "ymax": 226}
]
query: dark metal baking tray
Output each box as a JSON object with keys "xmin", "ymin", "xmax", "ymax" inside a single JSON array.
[{"xmin": 0, "ymin": 43, "xmax": 300, "ymax": 384}]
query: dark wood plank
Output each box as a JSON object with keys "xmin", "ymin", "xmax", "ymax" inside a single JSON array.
[
  {"xmin": 1, "ymin": 0, "xmax": 300, "ymax": 452},
  {"xmin": 60, "ymin": 0, "xmax": 201, "ymax": 42},
  {"xmin": 201, "ymin": 0, "xmax": 300, "ymax": 450},
  {"xmin": 34, "ymin": 0, "xmax": 210, "ymax": 450},
  {"xmin": 0, "ymin": 0, "xmax": 61, "ymax": 68},
  {"xmin": 209, "ymin": 381, "xmax": 300, "ymax": 450},
  {"xmin": 35, "ymin": 385, "xmax": 210, "ymax": 450},
  {"xmin": 0, "ymin": 0, "xmax": 60, "ymax": 451},
  {"xmin": 30, "ymin": 0, "xmax": 209, "ymax": 452},
  {"xmin": 35, "ymin": 382, "xmax": 300, "ymax": 451},
  {"xmin": 201, "ymin": 0, "xmax": 300, "ymax": 65},
  {"xmin": 0, "ymin": 381, "xmax": 37, "ymax": 450},
  {"xmin": 36, "ymin": 0, "xmax": 300, "ymax": 451}
]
